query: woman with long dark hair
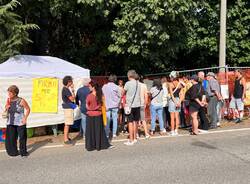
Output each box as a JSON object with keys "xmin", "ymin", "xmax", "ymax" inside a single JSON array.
[{"xmin": 85, "ymin": 81, "xmax": 113, "ymax": 151}]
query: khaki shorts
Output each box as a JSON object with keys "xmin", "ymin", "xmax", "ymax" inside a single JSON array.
[{"xmin": 64, "ymin": 109, "xmax": 74, "ymax": 125}]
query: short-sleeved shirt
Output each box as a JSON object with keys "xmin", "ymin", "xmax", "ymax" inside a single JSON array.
[
  {"xmin": 150, "ymin": 87, "xmax": 163, "ymax": 106},
  {"xmin": 140, "ymin": 82, "xmax": 147, "ymax": 107},
  {"xmin": 124, "ymin": 79, "xmax": 141, "ymax": 108},
  {"xmin": 207, "ymin": 78, "xmax": 220, "ymax": 97},
  {"xmin": 187, "ymin": 83, "xmax": 205, "ymax": 109},
  {"xmin": 86, "ymin": 93, "xmax": 102, "ymax": 116},
  {"xmin": 62, "ymin": 87, "xmax": 73, "ymax": 109},
  {"xmin": 102, "ymin": 82, "xmax": 121, "ymax": 109},
  {"xmin": 76, "ymin": 86, "xmax": 90, "ymax": 114}
]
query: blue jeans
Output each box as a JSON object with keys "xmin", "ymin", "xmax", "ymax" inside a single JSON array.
[
  {"xmin": 150, "ymin": 105, "xmax": 164, "ymax": 131},
  {"xmin": 105, "ymin": 108, "xmax": 119, "ymax": 137},
  {"xmin": 80, "ymin": 113, "xmax": 87, "ymax": 137}
]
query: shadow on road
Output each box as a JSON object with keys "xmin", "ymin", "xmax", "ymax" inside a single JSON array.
[
  {"xmin": 27, "ymin": 139, "xmax": 53, "ymax": 154},
  {"xmin": 191, "ymin": 141, "xmax": 217, "ymax": 150}
]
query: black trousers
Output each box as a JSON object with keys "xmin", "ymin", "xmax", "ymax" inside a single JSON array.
[
  {"xmin": 163, "ymin": 106, "xmax": 171, "ymax": 129},
  {"xmin": 198, "ymin": 107, "xmax": 210, "ymax": 130},
  {"xmin": 5, "ymin": 125, "xmax": 27, "ymax": 156},
  {"xmin": 180, "ymin": 102, "xmax": 187, "ymax": 128}
]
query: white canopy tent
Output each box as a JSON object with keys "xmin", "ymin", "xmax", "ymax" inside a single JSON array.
[{"xmin": 0, "ymin": 55, "xmax": 90, "ymax": 128}]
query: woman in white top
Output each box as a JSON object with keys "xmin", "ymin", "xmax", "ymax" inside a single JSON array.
[{"xmin": 150, "ymin": 79, "xmax": 166, "ymax": 135}]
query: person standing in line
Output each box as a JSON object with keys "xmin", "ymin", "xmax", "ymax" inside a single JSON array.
[
  {"xmin": 168, "ymin": 71, "xmax": 184, "ymax": 136},
  {"xmin": 206, "ymin": 72, "xmax": 222, "ymax": 129},
  {"xmin": 102, "ymin": 75, "xmax": 122, "ymax": 138},
  {"xmin": 118, "ymin": 79, "xmax": 126, "ymax": 133},
  {"xmin": 85, "ymin": 81, "xmax": 113, "ymax": 151},
  {"xmin": 197, "ymin": 71, "xmax": 210, "ymax": 130},
  {"xmin": 149, "ymin": 79, "xmax": 166, "ymax": 135},
  {"xmin": 182, "ymin": 75, "xmax": 193, "ymax": 127},
  {"xmin": 198, "ymin": 71, "xmax": 209, "ymax": 91},
  {"xmin": 76, "ymin": 78, "xmax": 91, "ymax": 138},
  {"xmin": 5, "ymin": 85, "xmax": 30, "ymax": 157},
  {"xmin": 62, "ymin": 76, "xmax": 76, "ymax": 145},
  {"xmin": 123, "ymin": 70, "xmax": 141, "ymax": 146},
  {"xmin": 216, "ymin": 74, "xmax": 224, "ymax": 127},
  {"xmin": 138, "ymin": 75, "xmax": 150, "ymax": 139},
  {"xmin": 161, "ymin": 77, "xmax": 171, "ymax": 130},
  {"xmin": 229, "ymin": 70, "xmax": 246, "ymax": 123},
  {"xmin": 185, "ymin": 75, "xmax": 207, "ymax": 135},
  {"xmin": 178, "ymin": 75, "xmax": 187, "ymax": 128}
]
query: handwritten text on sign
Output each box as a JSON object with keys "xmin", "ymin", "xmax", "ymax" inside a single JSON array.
[{"xmin": 32, "ymin": 78, "xmax": 58, "ymax": 113}]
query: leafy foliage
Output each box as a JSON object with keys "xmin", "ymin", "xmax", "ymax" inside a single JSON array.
[
  {"xmin": 1, "ymin": 0, "xmax": 249, "ymax": 74},
  {"xmin": 0, "ymin": 0, "xmax": 38, "ymax": 62}
]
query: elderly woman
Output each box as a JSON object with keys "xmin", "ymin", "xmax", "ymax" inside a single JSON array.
[{"xmin": 5, "ymin": 85, "xmax": 30, "ymax": 157}]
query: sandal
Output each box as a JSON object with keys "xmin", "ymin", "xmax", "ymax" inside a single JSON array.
[{"xmin": 190, "ymin": 132, "xmax": 198, "ymax": 135}]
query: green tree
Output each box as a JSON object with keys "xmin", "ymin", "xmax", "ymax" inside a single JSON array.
[
  {"xmin": 187, "ymin": 0, "xmax": 250, "ymax": 67},
  {"xmin": 0, "ymin": 0, "xmax": 38, "ymax": 62}
]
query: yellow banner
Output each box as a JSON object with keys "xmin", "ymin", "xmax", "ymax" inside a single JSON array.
[
  {"xmin": 245, "ymin": 82, "xmax": 250, "ymax": 105},
  {"xmin": 245, "ymin": 82, "xmax": 250, "ymax": 106},
  {"xmin": 32, "ymin": 78, "xmax": 58, "ymax": 113}
]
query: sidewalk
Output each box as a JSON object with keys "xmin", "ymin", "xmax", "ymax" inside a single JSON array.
[{"xmin": 1, "ymin": 119, "xmax": 250, "ymax": 151}]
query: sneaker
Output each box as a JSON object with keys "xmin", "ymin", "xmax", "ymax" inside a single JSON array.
[
  {"xmin": 162, "ymin": 129, "xmax": 167, "ymax": 133},
  {"xmin": 109, "ymin": 145, "xmax": 115, "ymax": 149},
  {"xmin": 198, "ymin": 129, "xmax": 208, "ymax": 134},
  {"xmin": 145, "ymin": 135, "xmax": 150, "ymax": 139},
  {"xmin": 64, "ymin": 140, "xmax": 72, "ymax": 146},
  {"xmin": 169, "ymin": 131, "xmax": 175, "ymax": 136},
  {"xmin": 113, "ymin": 134, "xmax": 117, "ymax": 138},
  {"xmin": 174, "ymin": 129, "xmax": 179, "ymax": 135},
  {"xmin": 133, "ymin": 139, "xmax": 138, "ymax": 143},
  {"xmin": 209, "ymin": 126, "xmax": 217, "ymax": 129},
  {"xmin": 233, "ymin": 118, "xmax": 238, "ymax": 122},
  {"xmin": 21, "ymin": 152, "xmax": 29, "ymax": 158},
  {"xmin": 136, "ymin": 134, "xmax": 139, "ymax": 139},
  {"xmin": 124, "ymin": 141, "xmax": 134, "ymax": 146},
  {"xmin": 235, "ymin": 118, "xmax": 241, "ymax": 124}
]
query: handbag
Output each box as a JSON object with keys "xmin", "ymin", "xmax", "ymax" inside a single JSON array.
[
  {"xmin": 2, "ymin": 110, "xmax": 8, "ymax": 119},
  {"xmin": 2, "ymin": 98, "xmax": 10, "ymax": 119},
  {"xmin": 124, "ymin": 81, "xmax": 138, "ymax": 115}
]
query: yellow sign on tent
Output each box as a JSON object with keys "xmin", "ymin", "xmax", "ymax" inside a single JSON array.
[{"xmin": 32, "ymin": 78, "xmax": 58, "ymax": 113}]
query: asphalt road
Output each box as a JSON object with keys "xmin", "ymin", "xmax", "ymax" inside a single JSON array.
[{"xmin": 1, "ymin": 129, "xmax": 250, "ymax": 184}]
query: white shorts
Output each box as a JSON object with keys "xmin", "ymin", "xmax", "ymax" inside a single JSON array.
[{"xmin": 229, "ymin": 97, "xmax": 244, "ymax": 111}]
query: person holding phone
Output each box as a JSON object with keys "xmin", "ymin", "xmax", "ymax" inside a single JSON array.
[{"xmin": 62, "ymin": 76, "xmax": 76, "ymax": 145}]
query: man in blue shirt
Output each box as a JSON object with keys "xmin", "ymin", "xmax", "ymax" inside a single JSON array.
[{"xmin": 76, "ymin": 78, "xmax": 91, "ymax": 138}]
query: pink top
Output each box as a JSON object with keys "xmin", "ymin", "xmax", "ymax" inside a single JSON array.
[{"xmin": 86, "ymin": 93, "xmax": 102, "ymax": 116}]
